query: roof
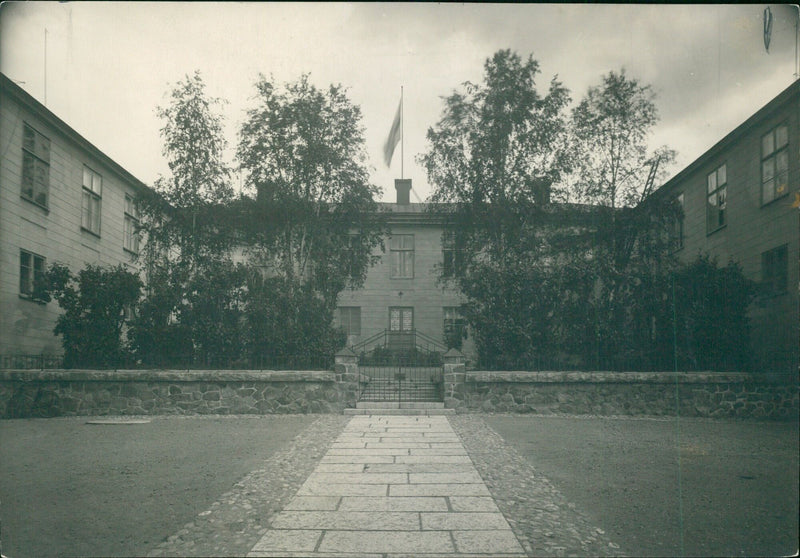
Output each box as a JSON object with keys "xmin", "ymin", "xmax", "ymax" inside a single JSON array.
[
  {"xmin": 0, "ymin": 73, "xmax": 151, "ymax": 194},
  {"xmin": 652, "ymin": 79, "xmax": 800, "ymax": 198}
]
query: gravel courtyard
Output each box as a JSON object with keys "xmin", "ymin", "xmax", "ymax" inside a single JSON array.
[{"xmin": 0, "ymin": 413, "xmax": 797, "ymax": 557}]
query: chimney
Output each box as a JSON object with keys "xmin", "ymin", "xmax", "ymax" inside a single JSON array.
[{"xmin": 395, "ymin": 178, "xmax": 412, "ymax": 205}]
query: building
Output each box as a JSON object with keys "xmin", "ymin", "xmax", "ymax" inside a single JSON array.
[
  {"xmin": 0, "ymin": 73, "xmax": 149, "ymax": 356},
  {"xmin": 335, "ymin": 179, "xmax": 474, "ymax": 359},
  {"xmin": 651, "ymin": 80, "xmax": 799, "ymax": 373}
]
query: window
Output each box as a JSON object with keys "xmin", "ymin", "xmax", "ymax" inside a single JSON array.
[
  {"xmin": 761, "ymin": 244, "xmax": 788, "ymax": 296},
  {"xmin": 124, "ymin": 194, "xmax": 140, "ymax": 253},
  {"xmin": 81, "ymin": 166, "xmax": 102, "ymax": 235},
  {"xmin": 443, "ymin": 306, "xmax": 466, "ymax": 347},
  {"xmin": 337, "ymin": 307, "xmax": 361, "ymax": 336},
  {"xmin": 21, "ymin": 123, "xmax": 50, "ymax": 208},
  {"xmin": 706, "ymin": 164, "xmax": 726, "ymax": 233},
  {"xmin": 344, "ymin": 234, "xmax": 360, "ymax": 280},
  {"xmin": 442, "ymin": 231, "xmax": 466, "ymax": 277},
  {"xmin": 761, "ymin": 123, "xmax": 789, "ymax": 205},
  {"xmin": 390, "ymin": 234, "xmax": 414, "ymax": 278},
  {"xmin": 669, "ymin": 193, "xmax": 684, "ymax": 251},
  {"xmin": 19, "ymin": 249, "xmax": 46, "ymax": 301}
]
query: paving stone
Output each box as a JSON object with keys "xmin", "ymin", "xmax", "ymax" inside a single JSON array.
[
  {"xmin": 452, "ymin": 530, "xmax": 526, "ymax": 555},
  {"xmin": 283, "ymin": 496, "xmax": 340, "ymax": 511},
  {"xmin": 307, "ymin": 472, "xmax": 408, "ymax": 484},
  {"xmin": 366, "ymin": 436, "xmax": 429, "ymax": 441},
  {"xmin": 338, "ymin": 496, "xmax": 448, "ymax": 512},
  {"xmin": 386, "ymin": 427, "xmax": 432, "ymax": 434},
  {"xmin": 421, "ymin": 512, "xmax": 512, "ymax": 530},
  {"xmin": 249, "ymin": 529, "xmax": 322, "ymax": 552},
  {"xmin": 395, "ymin": 455, "xmax": 472, "ymax": 464},
  {"xmin": 320, "ymin": 455, "xmax": 395, "ymax": 464},
  {"xmin": 296, "ymin": 482, "xmax": 387, "ymax": 497},
  {"xmin": 363, "ymin": 463, "xmax": 477, "ymax": 474},
  {"xmin": 409, "ymin": 472, "xmax": 484, "ymax": 484},
  {"xmin": 409, "ymin": 448, "xmax": 467, "ymax": 455},
  {"xmin": 449, "ymin": 496, "xmax": 501, "ymax": 512},
  {"xmin": 389, "ymin": 483, "xmax": 490, "ymax": 497},
  {"xmin": 270, "ymin": 510, "xmax": 420, "ymax": 530},
  {"xmin": 318, "ymin": 530, "xmax": 455, "ymax": 554},
  {"xmin": 315, "ymin": 463, "xmax": 366, "ymax": 473},
  {"xmin": 365, "ymin": 442, "xmax": 431, "ymax": 448},
  {"xmin": 331, "ymin": 441, "xmax": 367, "ymax": 448},
  {"xmin": 327, "ymin": 448, "xmax": 408, "ymax": 455}
]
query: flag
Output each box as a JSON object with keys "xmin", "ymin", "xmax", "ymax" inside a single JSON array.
[
  {"xmin": 764, "ymin": 6, "xmax": 773, "ymax": 53},
  {"xmin": 383, "ymin": 98, "xmax": 402, "ymax": 167}
]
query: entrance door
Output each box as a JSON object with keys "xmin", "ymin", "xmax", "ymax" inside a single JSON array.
[{"xmin": 388, "ymin": 307, "xmax": 413, "ymax": 351}]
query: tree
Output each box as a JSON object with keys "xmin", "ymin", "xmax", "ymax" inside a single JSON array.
[
  {"xmin": 420, "ymin": 49, "xmax": 574, "ymax": 367},
  {"xmin": 47, "ymin": 264, "xmax": 142, "ymax": 368},
  {"xmin": 567, "ymin": 70, "xmax": 679, "ymax": 368},
  {"xmin": 156, "ymin": 70, "xmax": 233, "ymax": 209},
  {"xmin": 132, "ymin": 71, "xmax": 239, "ymax": 364},
  {"xmin": 570, "ymin": 69, "xmax": 675, "ymax": 211},
  {"xmin": 140, "ymin": 70, "xmax": 236, "ymax": 271},
  {"xmin": 236, "ymin": 73, "xmax": 383, "ymax": 302}
]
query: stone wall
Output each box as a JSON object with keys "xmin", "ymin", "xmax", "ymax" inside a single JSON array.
[
  {"xmin": 444, "ymin": 368, "xmax": 799, "ymax": 420},
  {"xmin": 0, "ymin": 368, "xmax": 362, "ymax": 418}
]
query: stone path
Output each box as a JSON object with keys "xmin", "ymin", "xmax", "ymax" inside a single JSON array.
[{"xmin": 247, "ymin": 415, "xmax": 526, "ymax": 557}]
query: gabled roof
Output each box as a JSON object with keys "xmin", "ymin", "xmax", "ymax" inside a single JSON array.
[
  {"xmin": 652, "ymin": 79, "xmax": 800, "ymax": 198},
  {"xmin": 0, "ymin": 73, "xmax": 151, "ymax": 194}
]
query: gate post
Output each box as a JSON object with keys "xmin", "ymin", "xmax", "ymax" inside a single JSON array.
[
  {"xmin": 335, "ymin": 348, "xmax": 361, "ymax": 408},
  {"xmin": 443, "ymin": 349, "xmax": 466, "ymax": 410}
]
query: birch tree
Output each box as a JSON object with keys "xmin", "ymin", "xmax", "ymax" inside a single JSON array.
[{"xmin": 236, "ymin": 73, "xmax": 382, "ymax": 302}]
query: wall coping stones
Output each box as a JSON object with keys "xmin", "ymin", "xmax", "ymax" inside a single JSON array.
[
  {"xmin": 0, "ymin": 369, "xmax": 336, "ymax": 383},
  {"xmin": 467, "ymin": 371, "xmax": 799, "ymax": 385}
]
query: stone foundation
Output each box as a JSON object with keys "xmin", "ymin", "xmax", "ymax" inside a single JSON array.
[
  {"xmin": 444, "ymin": 369, "xmax": 799, "ymax": 420},
  {"xmin": 0, "ymin": 368, "xmax": 360, "ymax": 418}
]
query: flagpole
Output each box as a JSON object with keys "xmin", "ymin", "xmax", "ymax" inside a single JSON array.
[{"xmin": 400, "ymin": 85, "xmax": 404, "ymax": 179}]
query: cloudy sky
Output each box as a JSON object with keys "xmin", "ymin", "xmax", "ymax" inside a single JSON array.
[{"xmin": 1, "ymin": 3, "xmax": 798, "ymax": 202}]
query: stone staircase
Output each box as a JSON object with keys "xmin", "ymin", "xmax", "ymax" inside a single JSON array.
[{"xmin": 346, "ymin": 379, "xmax": 453, "ymax": 415}]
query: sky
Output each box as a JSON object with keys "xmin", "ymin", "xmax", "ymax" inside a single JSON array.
[{"xmin": 1, "ymin": 3, "xmax": 798, "ymax": 203}]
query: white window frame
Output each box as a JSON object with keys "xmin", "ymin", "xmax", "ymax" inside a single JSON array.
[
  {"xmin": 21, "ymin": 123, "xmax": 50, "ymax": 208},
  {"xmin": 390, "ymin": 234, "xmax": 414, "ymax": 278},
  {"xmin": 19, "ymin": 249, "xmax": 46, "ymax": 302},
  {"xmin": 761, "ymin": 123, "xmax": 789, "ymax": 206},
  {"xmin": 81, "ymin": 165, "xmax": 102, "ymax": 236},
  {"xmin": 124, "ymin": 194, "xmax": 140, "ymax": 253},
  {"xmin": 706, "ymin": 163, "xmax": 726, "ymax": 234}
]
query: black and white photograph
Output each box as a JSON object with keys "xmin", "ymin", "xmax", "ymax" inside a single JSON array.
[{"xmin": 0, "ymin": 3, "xmax": 798, "ymax": 557}]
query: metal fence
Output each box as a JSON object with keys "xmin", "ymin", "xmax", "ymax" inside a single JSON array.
[
  {"xmin": 0, "ymin": 353, "xmax": 333, "ymax": 371},
  {"xmin": 0, "ymin": 354, "xmax": 64, "ymax": 370}
]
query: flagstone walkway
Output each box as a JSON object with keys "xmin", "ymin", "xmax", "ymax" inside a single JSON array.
[{"xmin": 247, "ymin": 415, "xmax": 526, "ymax": 557}]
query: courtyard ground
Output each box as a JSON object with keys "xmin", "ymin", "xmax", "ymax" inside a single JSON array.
[
  {"xmin": 0, "ymin": 413, "xmax": 797, "ymax": 557},
  {"xmin": 485, "ymin": 414, "xmax": 799, "ymax": 557}
]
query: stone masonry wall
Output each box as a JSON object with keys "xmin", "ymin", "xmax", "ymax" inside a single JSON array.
[
  {"xmin": 444, "ymin": 369, "xmax": 799, "ymax": 420},
  {"xmin": 0, "ymin": 368, "xmax": 361, "ymax": 419}
]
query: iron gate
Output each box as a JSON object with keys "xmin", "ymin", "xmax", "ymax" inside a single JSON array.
[
  {"xmin": 358, "ymin": 363, "xmax": 444, "ymax": 403},
  {"xmin": 353, "ymin": 329, "xmax": 447, "ymax": 403}
]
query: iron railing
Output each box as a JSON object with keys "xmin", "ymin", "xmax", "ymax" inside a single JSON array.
[
  {"xmin": 0, "ymin": 353, "xmax": 333, "ymax": 371},
  {"xmin": 0, "ymin": 354, "xmax": 64, "ymax": 370},
  {"xmin": 351, "ymin": 329, "xmax": 449, "ymax": 356}
]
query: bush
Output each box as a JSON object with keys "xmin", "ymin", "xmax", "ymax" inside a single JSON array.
[{"xmin": 47, "ymin": 264, "xmax": 142, "ymax": 368}]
